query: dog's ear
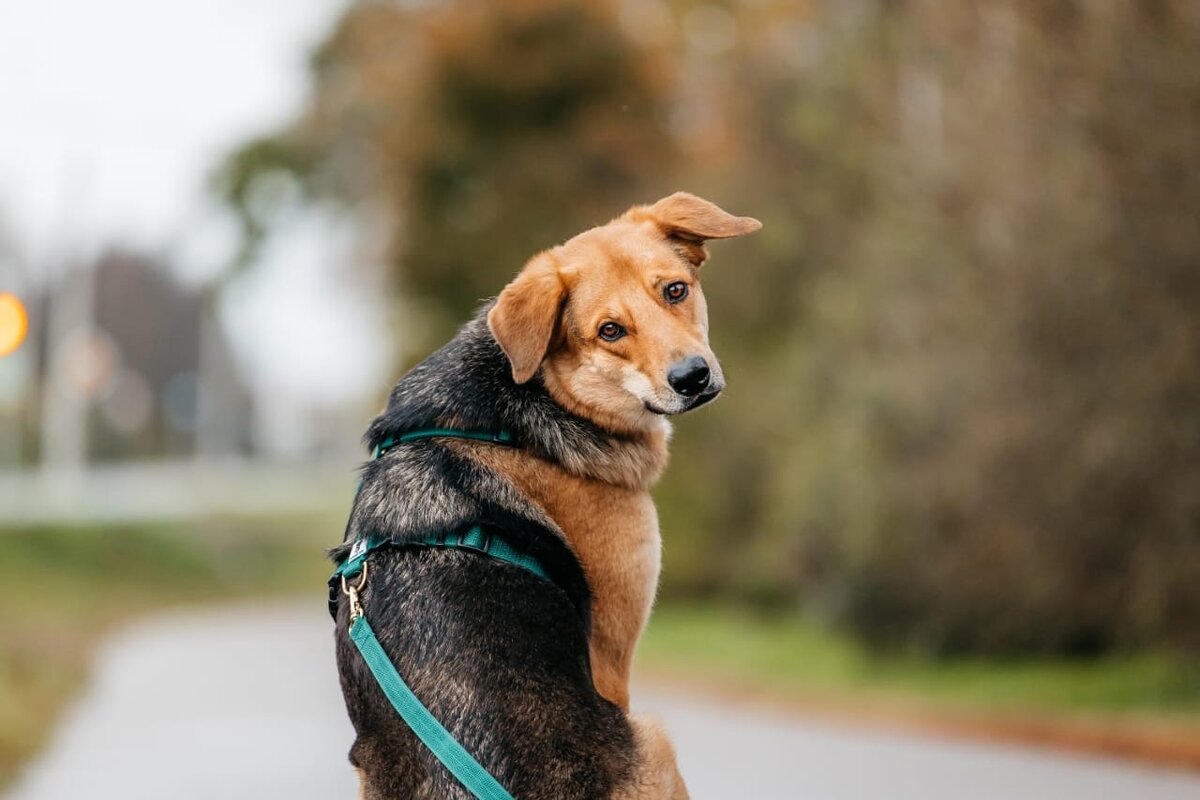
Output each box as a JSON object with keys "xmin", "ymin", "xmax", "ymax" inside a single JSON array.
[
  {"xmin": 634, "ymin": 192, "xmax": 762, "ymax": 266},
  {"xmin": 488, "ymin": 251, "xmax": 566, "ymax": 384}
]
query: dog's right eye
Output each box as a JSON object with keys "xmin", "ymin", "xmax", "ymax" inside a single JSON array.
[
  {"xmin": 598, "ymin": 322, "xmax": 626, "ymax": 342},
  {"xmin": 664, "ymin": 281, "xmax": 689, "ymax": 303}
]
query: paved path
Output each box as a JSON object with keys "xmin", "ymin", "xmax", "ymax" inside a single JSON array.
[{"xmin": 7, "ymin": 602, "xmax": 1200, "ymax": 800}]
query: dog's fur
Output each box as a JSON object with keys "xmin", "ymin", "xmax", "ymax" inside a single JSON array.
[{"xmin": 334, "ymin": 193, "xmax": 761, "ymax": 799}]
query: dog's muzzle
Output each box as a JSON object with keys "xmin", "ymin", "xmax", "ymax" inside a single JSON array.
[{"xmin": 687, "ymin": 385, "xmax": 722, "ymax": 410}]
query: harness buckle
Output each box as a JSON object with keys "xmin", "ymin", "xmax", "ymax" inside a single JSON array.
[{"xmin": 340, "ymin": 562, "xmax": 369, "ymax": 622}]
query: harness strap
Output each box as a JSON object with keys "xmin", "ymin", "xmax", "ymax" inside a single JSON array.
[
  {"xmin": 374, "ymin": 427, "xmax": 514, "ymax": 458},
  {"xmin": 334, "ymin": 526, "xmax": 548, "ymax": 584},
  {"xmin": 349, "ymin": 615, "xmax": 516, "ymax": 800}
]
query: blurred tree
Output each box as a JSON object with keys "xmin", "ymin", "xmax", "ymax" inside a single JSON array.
[{"xmin": 748, "ymin": 0, "xmax": 1200, "ymax": 655}]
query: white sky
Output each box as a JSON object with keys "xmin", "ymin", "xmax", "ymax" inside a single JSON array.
[{"xmin": 0, "ymin": 0, "xmax": 392, "ymax": 440}]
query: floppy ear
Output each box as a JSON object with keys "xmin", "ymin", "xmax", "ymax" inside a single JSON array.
[
  {"xmin": 634, "ymin": 192, "xmax": 761, "ymax": 266},
  {"xmin": 487, "ymin": 251, "xmax": 566, "ymax": 384}
]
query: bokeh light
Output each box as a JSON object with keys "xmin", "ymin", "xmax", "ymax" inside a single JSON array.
[{"xmin": 0, "ymin": 293, "xmax": 30, "ymax": 357}]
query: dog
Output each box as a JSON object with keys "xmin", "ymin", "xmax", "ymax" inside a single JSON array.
[{"xmin": 333, "ymin": 192, "xmax": 761, "ymax": 799}]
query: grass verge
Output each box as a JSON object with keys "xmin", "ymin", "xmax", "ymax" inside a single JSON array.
[
  {"xmin": 0, "ymin": 519, "xmax": 332, "ymax": 790},
  {"xmin": 639, "ymin": 603, "xmax": 1200, "ymax": 769}
]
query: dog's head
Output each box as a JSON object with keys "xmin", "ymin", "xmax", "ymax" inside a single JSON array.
[{"xmin": 488, "ymin": 192, "xmax": 761, "ymax": 434}]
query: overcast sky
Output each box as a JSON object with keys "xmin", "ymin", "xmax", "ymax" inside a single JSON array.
[{"xmin": 0, "ymin": 0, "xmax": 391, "ymax": 445}]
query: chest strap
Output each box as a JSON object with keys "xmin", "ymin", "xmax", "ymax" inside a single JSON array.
[{"xmin": 333, "ymin": 525, "xmax": 547, "ymax": 585}]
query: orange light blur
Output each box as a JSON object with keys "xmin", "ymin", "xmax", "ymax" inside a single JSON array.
[{"xmin": 0, "ymin": 293, "xmax": 30, "ymax": 357}]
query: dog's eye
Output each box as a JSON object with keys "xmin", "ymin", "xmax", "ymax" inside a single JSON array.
[
  {"xmin": 598, "ymin": 322, "xmax": 626, "ymax": 342},
  {"xmin": 664, "ymin": 282, "xmax": 689, "ymax": 304}
]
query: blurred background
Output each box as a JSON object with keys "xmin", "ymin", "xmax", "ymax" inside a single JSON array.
[{"xmin": 2, "ymin": 0, "xmax": 1199, "ymax": 796}]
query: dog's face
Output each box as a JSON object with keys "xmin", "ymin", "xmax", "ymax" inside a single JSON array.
[{"xmin": 488, "ymin": 192, "xmax": 761, "ymax": 434}]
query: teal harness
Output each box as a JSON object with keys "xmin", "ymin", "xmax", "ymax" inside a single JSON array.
[{"xmin": 331, "ymin": 427, "xmax": 549, "ymax": 800}]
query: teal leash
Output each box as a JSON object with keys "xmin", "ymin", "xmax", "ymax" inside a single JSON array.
[
  {"xmin": 343, "ymin": 584, "xmax": 517, "ymax": 800},
  {"xmin": 335, "ymin": 426, "xmax": 536, "ymax": 800}
]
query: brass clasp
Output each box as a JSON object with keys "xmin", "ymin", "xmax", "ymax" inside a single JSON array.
[{"xmin": 340, "ymin": 562, "xmax": 369, "ymax": 622}]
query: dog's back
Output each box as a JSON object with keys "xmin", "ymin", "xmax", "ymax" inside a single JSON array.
[{"xmin": 337, "ymin": 547, "xmax": 636, "ymax": 799}]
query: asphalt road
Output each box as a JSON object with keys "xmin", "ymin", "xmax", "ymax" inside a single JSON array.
[{"xmin": 7, "ymin": 602, "xmax": 1200, "ymax": 800}]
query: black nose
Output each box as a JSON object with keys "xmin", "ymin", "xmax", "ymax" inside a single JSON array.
[{"xmin": 668, "ymin": 356, "xmax": 711, "ymax": 397}]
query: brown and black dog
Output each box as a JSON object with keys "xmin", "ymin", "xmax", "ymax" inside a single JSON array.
[{"xmin": 334, "ymin": 193, "xmax": 760, "ymax": 799}]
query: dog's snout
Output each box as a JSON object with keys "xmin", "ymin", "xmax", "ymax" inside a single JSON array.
[{"xmin": 667, "ymin": 356, "xmax": 711, "ymax": 397}]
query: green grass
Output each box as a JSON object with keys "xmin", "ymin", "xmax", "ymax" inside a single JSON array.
[
  {"xmin": 639, "ymin": 604, "xmax": 1200, "ymax": 726},
  {"xmin": 0, "ymin": 519, "xmax": 333, "ymax": 790}
]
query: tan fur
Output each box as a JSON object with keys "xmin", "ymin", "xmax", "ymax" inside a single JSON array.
[
  {"xmin": 481, "ymin": 193, "xmax": 759, "ymax": 797},
  {"xmin": 614, "ymin": 716, "xmax": 691, "ymax": 800},
  {"xmin": 465, "ymin": 441, "xmax": 663, "ymax": 711}
]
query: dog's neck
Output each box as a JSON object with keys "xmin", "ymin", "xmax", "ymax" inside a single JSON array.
[{"xmin": 367, "ymin": 310, "xmax": 669, "ymax": 491}]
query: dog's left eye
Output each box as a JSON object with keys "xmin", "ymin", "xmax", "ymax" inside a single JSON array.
[
  {"xmin": 598, "ymin": 322, "xmax": 626, "ymax": 342},
  {"xmin": 664, "ymin": 282, "xmax": 689, "ymax": 303}
]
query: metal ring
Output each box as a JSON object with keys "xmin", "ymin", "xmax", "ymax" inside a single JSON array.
[{"xmin": 340, "ymin": 562, "xmax": 369, "ymax": 596}]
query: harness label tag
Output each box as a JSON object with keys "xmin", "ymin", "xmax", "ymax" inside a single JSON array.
[{"xmin": 349, "ymin": 537, "xmax": 368, "ymax": 561}]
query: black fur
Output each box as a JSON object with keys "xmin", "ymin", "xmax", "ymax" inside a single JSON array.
[{"xmin": 333, "ymin": 306, "xmax": 648, "ymax": 799}]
